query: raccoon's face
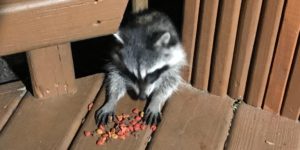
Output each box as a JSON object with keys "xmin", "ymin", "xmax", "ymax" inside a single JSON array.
[{"xmin": 111, "ymin": 30, "xmax": 185, "ymax": 100}]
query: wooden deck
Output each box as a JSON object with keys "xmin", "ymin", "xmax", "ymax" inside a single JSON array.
[{"xmin": 0, "ymin": 74, "xmax": 299, "ymax": 150}]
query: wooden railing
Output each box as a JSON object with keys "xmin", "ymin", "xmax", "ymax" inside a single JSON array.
[
  {"xmin": 0, "ymin": 0, "xmax": 128, "ymax": 98},
  {"xmin": 183, "ymin": 0, "xmax": 300, "ymax": 121}
]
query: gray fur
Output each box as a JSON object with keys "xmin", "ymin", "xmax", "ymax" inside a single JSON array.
[{"xmin": 95, "ymin": 11, "xmax": 186, "ymax": 125}]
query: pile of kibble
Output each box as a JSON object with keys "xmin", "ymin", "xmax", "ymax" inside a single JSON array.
[{"xmin": 84, "ymin": 107, "xmax": 157, "ymax": 145}]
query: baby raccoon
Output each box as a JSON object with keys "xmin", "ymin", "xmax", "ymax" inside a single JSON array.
[{"xmin": 95, "ymin": 10, "xmax": 186, "ymax": 125}]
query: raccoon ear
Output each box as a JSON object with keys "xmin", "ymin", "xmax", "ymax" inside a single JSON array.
[
  {"xmin": 154, "ymin": 32, "xmax": 171, "ymax": 47},
  {"xmin": 113, "ymin": 32, "xmax": 125, "ymax": 44}
]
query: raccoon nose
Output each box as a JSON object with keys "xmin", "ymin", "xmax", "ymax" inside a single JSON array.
[{"xmin": 138, "ymin": 93, "xmax": 147, "ymax": 100}]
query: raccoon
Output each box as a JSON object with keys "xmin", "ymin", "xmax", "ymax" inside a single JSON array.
[{"xmin": 95, "ymin": 10, "xmax": 186, "ymax": 125}]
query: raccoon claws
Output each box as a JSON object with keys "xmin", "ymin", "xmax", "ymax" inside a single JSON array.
[
  {"xmin": 95, "ymin": 108, "xmax": 115, "ymax": 125},
  {"xmin": 144, "ymin": 109, "xmax": 162, "ymax": 125}
]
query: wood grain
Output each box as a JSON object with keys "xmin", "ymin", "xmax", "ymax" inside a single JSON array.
[
  {"xmin": 0, "ymin": 0, "xmax": 128, "ymax": 56},
  {"xmin": 192, "ymin": 0, "xmax": 219, "ymax": 91},
  {"xmin": 0, "ymin": 74, "xmax": 103, "ymax": 150},
  {"xmin": 210, "ymin": 0, "xmax": 242, "ymax": 96},
  {"xmin": 70, "ymin": 83, "xmax": 152, "ymax": 150},
  {"xmin": 245, "ymin": 0, "xmax": 285, "ymax": 107},
  {"xmin": 149, "ymin": 84, "xmax": 234, "ymax": 150},
  {"xmin": 0, "ymin": 81, "xmax": 26, "ymax": 131},
  {"xmin": 281, "ymin": 37, "xmax": 300, "ymax": 120},
  {"xmin": 228, "ymin": 0, "xmax": 263, "ymax": 100},
  {"xmin": 26, "ymin": 43, "xmax": 77, "ymax": 98},
  {"xmin": 263, "ymin": 0, "xmax": 300, "ymax": 113},
  {"xmin": 132, "ymin": 0, "xmax": 148, "ymax": 13},
  {"xmin": 181, "ymin": 0, "xmax": 201, "ymax": 82},
  {"xmin": 226, "ymin": 103, "xmax": 300, "ymax": 150}
]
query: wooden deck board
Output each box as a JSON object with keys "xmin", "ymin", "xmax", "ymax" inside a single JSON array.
[
  {"xmin": 149, "ymin": 84, "xmax": 234, "ymax": 150},
  {"xmin": 0, "ymin": 81, "xmax": 26, "ymax": 131},
  {"xmin": 0, "ymin": 74, "xmax": 103, "ymax": 150},
  {"xmin": 70, "ymin": 83, "xmax": 151, "ymax": 150},
  {"xmin": 226, "ymin": 103, "xmax": 300, "ymax": 150}
]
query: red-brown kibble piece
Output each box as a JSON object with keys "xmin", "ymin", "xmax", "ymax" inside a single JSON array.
[
  {"xmin": 132, "ymin": 108, "xmax": 140, "ymax": 114},
  {"xmin": 124, "ymin": 131, "xmax": 130, "ymax": 137},
  {"xmin": 110, "ymin": 128, "xmax": 116, "ymax": 134},
  {"xmin": 150, "ymin": 125, "xmax": 157, "ymax": 131},
  {"xmin": 117, "ymin": 130, "xmax": 124, "ymax": 136},
  {"xmin": 130, "ymin": 120, "xmax": 137, "ymax": 125},
  {"xmin": 84, "ymin": 131, "xmax": 92, "ymax": 137},
  {"xmin": 122, "ymin": 113, "xmax": 130, "ymax": 118},
  {"xmin": 140, "ymin": 124, "xmax": 146, "ymax": 130},
  {"xmin": 134, "ymin": 123, "xmax": 141, "ymax": 131},
  {"xmin": 96, "ymin": 137, "xmax": 106, "ymax": 145},
  {"xmin": 88, "ymin": 103, "xmax": 93, "ymax": 111},
  {"xmin": 98, "ymin": 125, "xmax": 105, "ymax": 130},
  {"xmin": 102, "ymin": 133, "xmax": 109, "ymax": 138},
  {"xmin": 128, "ymin": 125, "xmax": 134, "ymax": 132},
  {"xmin": 116, "ymin": 115, "xmax": 123, "ymax": 122},
  {"xmin": 135, "ymin": 116, "xmax": 142, "ymax": 121}
]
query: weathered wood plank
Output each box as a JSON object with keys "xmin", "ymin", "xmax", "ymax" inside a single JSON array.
[
  {"xmin": 26, "ymin": 43, "xmax": 77, "ymax": 98},
  {"xmin": 0, "ymin": 74, "xmax": 103, "ymax": 150},
  {"xmin": 245, "ymin": 0, "xmax": 285, "ymax": 107},
  {"xmin": 281, "ymin": 38, "xmax": 300, "ymax": 120},
  {"xmin": 210, "ymin": 0, "xmax": 242, "ymax": 96},
  {"xmin": 149, "ymin": 84, "xmax": 234, "ymax": 150},
  {"xmin": 181, "ymin": 0, "xmax": 201, "ymax": 82},
  {"xmin": 228, "ymin": 0, "xmax": 263, "ymax": 100},
  {"xmin": 192, "ymin": 0, "xmax": 218, "ymax": 91},
  {"xmin": 263, "ymin": 0, "xmax": 300, "ymax": 113},
  {"xmin": 0, "ymin": 0, "xmax": 128, "ymax": 56},
  {"xmin": 70, "ymin": 84, "xmax": 152, "ymax": 150},
  {"xmin": 0, "ymin": 81, "xmax": 26, "ymax": 131},
  {"xmin": 226, "ymin": 103, "xmax": 300, "ymax": 150},
  {"xmin": 132, "ymin": 0, "xmax": 148, "ymax": 13}
]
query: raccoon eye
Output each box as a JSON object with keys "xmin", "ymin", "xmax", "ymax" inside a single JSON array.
[
  {"xmin": 145, "ymin": 65, "xmax": 169, "ymax": 83},
  {"xmin": 121, "ymin": 69, "xmax": 138, "ymax": 83}
]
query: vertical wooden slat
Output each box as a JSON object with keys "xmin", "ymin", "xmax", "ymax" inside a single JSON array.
[
  {"xmin": 132, "ymin": 0, "xmax": 148, "ymax": 13},
  {"xmin": 27, "ymin": 43, "xmax": 77, "ymax": 98},
  {"xmin": 245, "ymin": 0, "xmax": 285, "ymax": 107},
  {"xmin": 181, "ymin": 0, "xmax": 201, "ymax": 82},
  {"xmin": 263, "ymin": 0, "xmax": 300, "ymax": 113},
  {"xmin": 192, "ymin": 0, "xmax": 219, "ymax": 91},
  {"xmin": 228, "ymin": 0, "xmax": 263, "ymax": 99},
  {"xmin": 281, "ymin": 37, "xmax": 300, "ymax": 120},
  {"xmin": 209, "ymin": 0, "xmax": 242, "ymax": 96}
]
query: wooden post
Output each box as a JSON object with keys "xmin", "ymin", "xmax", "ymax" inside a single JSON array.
[
  {"xmin": 192, "ymin": 0, "xmax": 218, "ymax": 91},
  {"xmin": 181, "ymin": 0, "xmax": 201, "ymax": 82},
  {"xmin": 263, "ymin": 0, "xmax": 300, "ymax": 113},
  {"xmin": 245, "ymin": 0, "xmax": 285, "ymax": 107},
  {"xmin": 27, "ymin": 43, "xmax": 77, "ymax": 98},
  {"xmin": 228, "ymin": 0, "xmax": 263, "ymax": 100},
  {"xmin": 209, "ymin": 0, "xmax": 242, "ymax": 97},
  {"xmin": 132, "ymin": 0, "xmax": 148, "ymax": 13},
  {"xmin": 281, "ymin": 39, "xmax": 300, "ymax": 120}
]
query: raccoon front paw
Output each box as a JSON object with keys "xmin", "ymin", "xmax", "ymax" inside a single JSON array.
[
  {"xmin": 95, "ymin": 107, "xmax": 115, "ymax": 125},
  {"xmin": 144, "ymin": 109, "xmax": 162, "ymax": 125}
]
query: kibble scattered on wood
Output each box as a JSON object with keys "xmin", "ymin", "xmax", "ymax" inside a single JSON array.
[{"xmin": 83, "ymin": 107, "xmax": 157, "ymax": 146}]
